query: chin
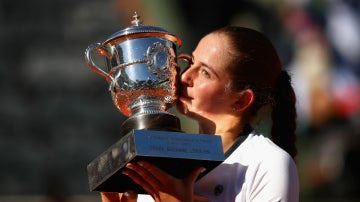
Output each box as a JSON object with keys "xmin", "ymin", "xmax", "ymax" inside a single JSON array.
[{"xmin": 176, "ymin": 102, "xmax": 198, "ymax": 121}]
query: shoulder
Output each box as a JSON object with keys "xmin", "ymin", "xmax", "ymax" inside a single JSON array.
[
  {"xmin": 237, "ymin": 131, "xmax": 299, "ymax": 201},
  {"xmin": 225, "ymin": 130, "xmax": 299, "ymax": 184},
  {"xmin": 238, "ymin": 131, "xmax": 297, "ymax": 172},
  {"xmin": 240, "ymin": 131, "xmax": 292, "ymax": 160}
]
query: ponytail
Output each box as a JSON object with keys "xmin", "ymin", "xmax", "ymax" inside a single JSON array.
[
  {"xmin": 213, "ymin": 27, "xmax": 298, "ymax": 158},
  {"xmin": 271, "ymin": 70, "xmax": 297, "ymax": 158}
]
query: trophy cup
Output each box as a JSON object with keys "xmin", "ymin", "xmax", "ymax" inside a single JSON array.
[{"xmin": 84, "ymin": 12, "xmax": 224, "ymax": 193}]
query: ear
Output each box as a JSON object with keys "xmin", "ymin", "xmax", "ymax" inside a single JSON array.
[{"xmin": 233, "ymin": 89, "xmax": 254, "ymax": 112}]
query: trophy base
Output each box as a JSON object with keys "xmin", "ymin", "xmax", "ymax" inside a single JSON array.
[{"xmin": 87, "ymin": 130, "xmax": 224, "ymax": 194}]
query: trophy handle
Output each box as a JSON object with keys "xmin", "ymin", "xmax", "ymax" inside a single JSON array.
[
  {"xmin": 84, "ymin": 43, "xmax": 114, "ymax": 83},
  {"xmin": 177, "ymin": 52, "xmax": 192, "ymax": 73}
]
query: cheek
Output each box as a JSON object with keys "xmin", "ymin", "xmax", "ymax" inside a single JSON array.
[
  {"xmin": 197, "ymin": 81, "xmax": 228, "ymax": 97},
  {"xmin": 196, "ymin": 83, "xmax": 216, "ymax": 99},
  {"xmin": 195, "ymin": 83, "xmax": 230, "ymax": 109}
]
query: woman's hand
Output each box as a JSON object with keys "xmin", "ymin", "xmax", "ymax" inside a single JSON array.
[
  {"xmin": 100, "ymin": 191, "xmax": 137, "ymax": 202},
  {"xmin": 122, "ymin": 161, "xmax": 205, "ymax": 202},
  {"xmin": 193, "ymin": 195, "xmax": 212, "ymax": 202}
]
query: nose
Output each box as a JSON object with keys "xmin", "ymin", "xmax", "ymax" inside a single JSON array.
[{"xmin": 180, "ymin": 65, "xmax": 194, "ymax": 86}]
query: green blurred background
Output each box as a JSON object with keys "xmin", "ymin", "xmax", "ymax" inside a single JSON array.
[{"xmin": 0, "ymin": 0, "xmax": 359, "ymax": 201}]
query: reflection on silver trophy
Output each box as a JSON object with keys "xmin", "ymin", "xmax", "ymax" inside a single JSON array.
[
  {"xmin": 85, "ymin": 12, "xmax": 183, "ymax": 134},
  {"xmin": 84, "ymin": 12, "xmax": 223, "ymax": 193}
]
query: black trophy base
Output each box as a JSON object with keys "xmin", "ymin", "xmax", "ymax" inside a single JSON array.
[{"xmin": 87, "ymin": 130, "xmax": 224, "ymax": 194}]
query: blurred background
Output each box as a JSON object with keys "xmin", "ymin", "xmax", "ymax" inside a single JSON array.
[{"xmin": 0, "ymin": 0, "xmax": 359, "ymax": 201}]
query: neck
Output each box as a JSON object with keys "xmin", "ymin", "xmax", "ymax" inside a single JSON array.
[{"xmin": 198, "ymin": 115, "xmax": 246, "ymax": 152}]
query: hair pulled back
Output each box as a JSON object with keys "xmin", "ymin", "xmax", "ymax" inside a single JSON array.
[{"xmin": 212, "ymin": 26, "xmax": 297, "ymax": 158}]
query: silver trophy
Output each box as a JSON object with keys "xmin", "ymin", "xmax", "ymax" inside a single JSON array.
[{"xmin": 84, "ymin": 12, "xmax": 223, "ymax": 193}]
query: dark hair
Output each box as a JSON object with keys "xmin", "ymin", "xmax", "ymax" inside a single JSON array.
[{"xmin": 212, "ymin": 26, "xmax": 297, "ymax": 158}]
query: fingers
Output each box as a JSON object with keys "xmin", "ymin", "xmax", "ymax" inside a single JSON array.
[
  {"xmin": 120, "ymin": 190, "xmax": 138, "ymax": 202},
  {"xmin": 126, "ymin": 162, "xmax": 163, "ymax": 187},
  {"xmin": 187, "ymin": 167, "xmax": 206, "ymax": 184},
  {"xmin": 122, "ymin": 161, "xmax": 205, "ymax": 202},
  {"xmin": 122, "ymin": 162, "xmax": 160, "ymax": 198},
  {"xmin": 194, "ymin": 194, "xmax": 212, "ymax": 202},
  {"xmin": 135, "ymin": 161, "xmax": 169, "ymax": 181},
  {"xmin": 100, "ymin": 192, "xmax": 120, "ymax": 202},
  {"xmin": 100, "ymin": 191, "xmax": 138, "ymax": 202}
]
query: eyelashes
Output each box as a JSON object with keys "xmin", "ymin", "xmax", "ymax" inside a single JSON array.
[{"xmin": 200, "ymin": 69, "xmax": 210, "ymax": 78}]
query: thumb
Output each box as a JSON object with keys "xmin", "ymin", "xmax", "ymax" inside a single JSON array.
[{"xmin": 187, "ymin": 167, "xmax": 206, "ymax": 184}]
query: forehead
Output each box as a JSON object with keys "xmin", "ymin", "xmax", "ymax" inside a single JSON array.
[
  {"xmin": 194, "ymin": 33, "xmax": 233, "ymax": 70},
  {"xmin": 197, "ymin": 33, "xmax": 229, "ymax": 52}
]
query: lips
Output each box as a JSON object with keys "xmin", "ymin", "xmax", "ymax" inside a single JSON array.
[
  {"xmin": 178, "ymin": 82, "xmax": 192, "ymax": 103},
  {"xmin": 179, "ymin": 89, "xmax": 191, "ymax": 102}
]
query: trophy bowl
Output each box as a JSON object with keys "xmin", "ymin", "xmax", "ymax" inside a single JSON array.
[
  {"xmin": 85, "ymin": 12, "xmax": 184, "ymax": 135},
  {"xmin": 84, "ymin": 12, "xmax": 224, "ymax": 193}
]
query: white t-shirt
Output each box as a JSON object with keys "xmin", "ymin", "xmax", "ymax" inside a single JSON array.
[{"xmin": 138, "ymin": 131, "xmax": 299, "ymax": 202}]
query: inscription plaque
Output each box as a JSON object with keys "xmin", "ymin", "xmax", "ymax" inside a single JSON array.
[{"xmin": 87, "ymin": 130, "xmax": 224, "ymax": 193}]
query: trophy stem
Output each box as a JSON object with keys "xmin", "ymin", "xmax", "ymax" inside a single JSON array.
[
  {"xmin": 120, "ymin": 113, "xmax": 181, "ymax": 136},
  {"xmin": 129, "ymin": 96, "xmax": 169, "ymax": 116},
  {"xmin": 119, "ymin": 95, "xmax": 182, "ymax": 136}
]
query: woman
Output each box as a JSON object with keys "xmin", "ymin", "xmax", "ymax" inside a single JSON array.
[{"xmin": 101, "ymin": 26, "xmax": 299, "ymax": 202}]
